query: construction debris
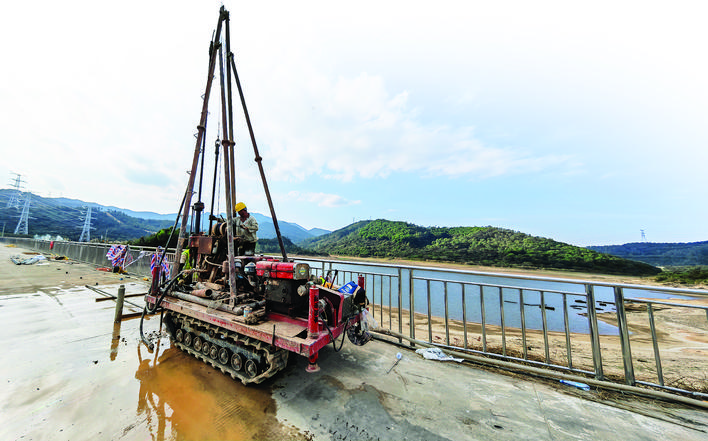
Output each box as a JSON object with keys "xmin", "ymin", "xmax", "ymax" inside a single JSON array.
[{"xmin": 10, "ymin": 254, "xmax": 47, "ymax": 265}]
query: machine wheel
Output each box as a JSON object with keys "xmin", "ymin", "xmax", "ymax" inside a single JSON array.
[
  {"xmin": 175, "ymin": 328, "xmax": 184, "ymax": 342},
  {"xmin": 209, "ymin": 344, "xmax": 218, "ymax": 359},
  {"xmin": 245, "ymin": 359, "xmax": 259, "ymax": 378},
  {"xmin": 231, "ymin": 353, "xmax": 243, "ymax": 371},
  {"xmin": 202, "ymin": 342, "xmax": 211, "ymax": 356},
  {"xmin": 194, "ymin": 336, "xmax": 203, "ymax": 352},
  {"xmin": 184, "ymin": 332, "xmax": 193, "ymax": 347},
  {"xmin": 218, "ymin": 348, "xmax": 230, "ymax": 365}
]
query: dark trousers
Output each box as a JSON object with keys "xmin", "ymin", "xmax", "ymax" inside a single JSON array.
[{"xmin": 235, "ymin": 238, "xmax": 256, "ymax": 256}]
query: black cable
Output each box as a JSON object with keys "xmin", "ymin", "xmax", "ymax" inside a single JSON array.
[
  {"xmin": 140, "ymin": 270, "xmax": 185, "ymax": 351},
  {"xmin": 145, "ymin": 272, "xmax": 183, "ymax": 314},
  {"xmin": 319, "ymin": 309, "xmax": 355, "ymax": 352},
  {"xmin": 139, "ymin": 307, "xmax": 154, "ymax": 351}
]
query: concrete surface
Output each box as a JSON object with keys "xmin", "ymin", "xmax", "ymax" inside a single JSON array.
[{"xmin": 1, "ymin": 244, "xmax": 707, "ymax": 441}]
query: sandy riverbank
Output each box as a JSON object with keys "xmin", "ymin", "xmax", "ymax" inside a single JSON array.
[{"xmin": 320, "ymin": 254, "xmax": 670, "ymax": 286}]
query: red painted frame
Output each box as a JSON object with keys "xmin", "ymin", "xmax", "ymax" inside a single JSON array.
[{"xmin": 146, "ymin": 293, "xmax": 356, "ymax": 358}]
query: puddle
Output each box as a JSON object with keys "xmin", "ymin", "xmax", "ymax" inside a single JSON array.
[
  {"xmin": 131, "ymin": 337, "xmax": 303, "ymax": 441},
  {"xmin": 0, "ymin": 288, "xmax": 306, "ymax": 441}
]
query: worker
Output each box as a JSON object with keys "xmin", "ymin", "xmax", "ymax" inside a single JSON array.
[
  {"xmin": 178, "ymin": 238, "xmax": 192, "ymax": 272},
  {"xmin": 233, "ymin": 202, "xmax": 258, "ymax": 255}
]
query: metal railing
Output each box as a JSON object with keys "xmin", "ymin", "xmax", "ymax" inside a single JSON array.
[
  {"xmin": 4, "ymin": 237, "xmax": 707, "ymax": 397},
  {"xmin": 0, "ymin": 237, "xmax": 176, "ymax": 277},
  {"xmin": 299, "ymin": 257, "xmax": 708, "ymax": 398}
]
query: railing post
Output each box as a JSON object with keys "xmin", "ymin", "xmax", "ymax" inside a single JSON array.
[
  {"xmin": 462, "ymin": 284, "xmax": 468, "ymax": 349},
  {"xmin": 397, "ymin": 268, "xmax": 402, "ymax": 344},
  {"xmin": 519, "ymin": 288, "xmax": 527, "ymax": 360},
  {"xmin": 614, "ymin": 286, "xmax": 635, "ymax": 385},
  {"xmin": 540, "ymin": 291, "xmax": 550, "ymax": 363},
  {"xmin": 409, "ymin": 269, "xmax": 415, "ymax": 347},
  {"xmin": 426, "ymin": 280, "xmax": 432, "ymax": 342},
  {"xmin": 563, "ymin": 294, "xmax": 573, "ymax": 369},
  {"xmin": 444, "ymin": 282, "xmax": 450, "ymax": 346},
  {"xmin": 499, "ymin": 287, "xmax": 506, "ymax": 356},
  {"xmin": 114, "ymin": 285, "xmax": 126, "ymax": 323},
  {"xmin": 585, "ymin": 284, "xmax": 604, "ymax": 379},
  {"xmin": 480, "ymin": 285, "xmax": 487, "ymax": 352},
  {"xmin": 647, "ymin": 304, "xmax": 664, "ymax": 386}
]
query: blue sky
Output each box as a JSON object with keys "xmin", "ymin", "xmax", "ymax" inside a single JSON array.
[{"xmin": 1, "ymin": 0, "xmax": 706, "ymax": 246}]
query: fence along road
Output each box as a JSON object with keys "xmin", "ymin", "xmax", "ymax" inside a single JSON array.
[{"xmin": 5, "ymin": 237, "xmax": 707, "ymax": 403}]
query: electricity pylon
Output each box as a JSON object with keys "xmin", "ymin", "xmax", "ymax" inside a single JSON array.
[
  {"xmin": 6, "ymin": 173, "xmax": 25, "ymax": 209},
  {"xmin": 13, "ymin": 193, "xmax": 30, "ymax": 235},
  {"xmin": 79, "ymin": 206, "xmax": 93, "ymax": 242}
]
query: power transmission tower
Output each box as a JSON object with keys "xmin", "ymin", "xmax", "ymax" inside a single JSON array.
[
  {"xmin": 6, "ymin": 173, "xmax": 25, "ymax": 209},
  {"xmin": 640, "ymin": 229, "xmax": 646, "ymax": 242},
  {"xmin": 14, "ymin": 193, "xmax": 30, "ymax": 235},
  {"xmin": 79, "ymin": 206, "xmax": 94, "ymax": 242}
]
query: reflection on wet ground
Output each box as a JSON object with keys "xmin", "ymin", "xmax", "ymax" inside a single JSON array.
[
  {"xmin": 133, "ymin": 337, "xmax": 303, "ymax": 441},
  {"xmin": 0, "ymin": 286, "xmax": 305, "ymax": 441}
]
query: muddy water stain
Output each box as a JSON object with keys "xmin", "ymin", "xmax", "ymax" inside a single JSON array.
[
  {"xmin": 133, "ymin": 340, "xmax": 305, "ymax": 441},
  {"xmin": 0, "ymin": 285, "xmax": 305, "ymax": 441}
]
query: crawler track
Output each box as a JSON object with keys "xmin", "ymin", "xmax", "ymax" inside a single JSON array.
[{"xmin": 164, "ymin": 311, "xmax": 288, "ymax": 384}]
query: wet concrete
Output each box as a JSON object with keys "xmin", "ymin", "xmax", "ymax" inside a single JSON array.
[
  {"xmin": 0, "ymin": 284, "xmax": 302, "ymax": 441},
  {"xmin": 1, "ymin": 244, "xmax": 707, "ymax": 440}
]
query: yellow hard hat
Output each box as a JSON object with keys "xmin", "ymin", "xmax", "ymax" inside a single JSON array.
[{"xmin": 234, "ymin": 202, "xmax": 246, "ymax": 212}]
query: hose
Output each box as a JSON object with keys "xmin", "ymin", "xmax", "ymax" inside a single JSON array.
[
  {"xmin": 318, "ymin": 307, "xmax": 356, "ymax": 353},
  {"xmin": 139, "ymin": 271, "xmax": 185, "ymax": 351},
  {"xmin": 139, "ymin": 307, "xmax": 154, "ymax": 352}
]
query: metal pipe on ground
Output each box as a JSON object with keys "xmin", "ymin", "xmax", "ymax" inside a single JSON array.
[
  {"xmin": 85, "ymin": 285, "xmax": 143, "ymax": 309},
  {"xmin": 371, "ymin": 328, "xmax": 708, "ymax": 411},
  {"xmin": 96, "ymin": 292, "xmax": 146, "ymax": 302}
]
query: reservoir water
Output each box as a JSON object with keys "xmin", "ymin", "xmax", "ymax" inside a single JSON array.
[{"xmin": 311, "ymin": 262, "xmax": 699, "ymax": 335}]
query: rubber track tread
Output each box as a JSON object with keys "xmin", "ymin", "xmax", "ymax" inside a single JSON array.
[{"xmin": 167, "ymin": 311, "xmax": 288, "ymax": 385}]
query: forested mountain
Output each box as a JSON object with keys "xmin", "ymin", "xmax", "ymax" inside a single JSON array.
[
  {"xmin": 0, "ymin": 202, "xmax": 171, "ymax": 242},
  {"xmin": 300, "ymin": 219, "xmax": 661, "ymax": 276},
  {"xmin": 0, "ymin": 190, "xmax": 171, "ymax": 241},
  {"xmin": 0, "ymin": 190, "xmax": 329, "ymax": 242},
  {"xmin": 587, "ymin": 241, "xmax": 708, "ymax": 267}
]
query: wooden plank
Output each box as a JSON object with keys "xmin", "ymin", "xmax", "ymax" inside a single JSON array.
[{"xmin": 95, "ymin": 293, "xmax": 145, "ymax": 302}]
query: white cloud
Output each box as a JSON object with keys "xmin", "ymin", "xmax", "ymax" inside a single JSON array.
[
  {"xmin": 251, "ymin": 69, "xmax": 570, "ymax": 183},
  {"xmin": 287, "ymin": 191, "xmax": 360, "ymax": 208}
]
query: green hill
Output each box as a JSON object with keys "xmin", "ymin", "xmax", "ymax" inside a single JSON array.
[
  {"xmin": 300, "ymin": 219, "xmax": 661, "ymax": 276},
  {"xmin": 587, "ymin": 242, "xmax": 708, "ymax": 267}
]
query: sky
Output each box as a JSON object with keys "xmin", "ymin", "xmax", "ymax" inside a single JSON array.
[{"xmin": 1, "ymin": 0, "xmax": 707, "ymax": 246}]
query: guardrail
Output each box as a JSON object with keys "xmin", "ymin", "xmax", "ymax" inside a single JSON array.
[
  {"xmin": 4, "ymin": 237, "xmax": 707, "ymax": 398},
  {"xmin": 298, "ymin": 257, "xmax": 708, "ymax": 399},
  {"xmin": 0, "ymin": 237, "xmax": 175, "ymax": 277}
]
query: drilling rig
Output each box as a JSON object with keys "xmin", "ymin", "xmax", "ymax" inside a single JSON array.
[{"xmin": 143, "ymin": 6, "xmax": 370, "ymax": 384}]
